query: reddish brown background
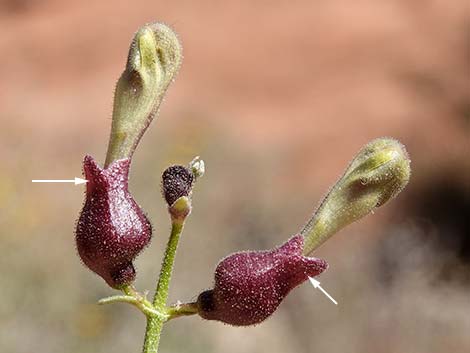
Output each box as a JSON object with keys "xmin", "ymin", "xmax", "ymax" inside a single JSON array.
[{"xmin": 0, "ymin": 1, "xmax": 469, "ymax": 353}]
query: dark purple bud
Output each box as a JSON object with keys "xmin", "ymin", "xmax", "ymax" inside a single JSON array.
[
  {"xmin": 161, "ymin": 165, "xmax": 194, "ymax": 206},
  {"xmin": 197, "ymin": 235, "xmax": 328, "ymax": 326},
  {"xmin": 76, "ymin": 155, "xmax": 152, "ymax": 289}
]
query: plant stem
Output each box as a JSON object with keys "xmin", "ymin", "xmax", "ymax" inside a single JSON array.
[
  {"xmin": 166, "ymin": 302, "xmax": 199, "ymax": 321},
  {"xmin": 153, "ymin": 222, "xmax": 183, "ymax": 308},
  {"xmin": 142, "ymin": 221, "xmax": 184, "ymax": 353},
  {"xmin": 98, "ymin": 293, "xmax": 167, "ymax": 320},
  {"xmin": 142, "ymin": 317, "xmax": 164, "ymax": 353}
]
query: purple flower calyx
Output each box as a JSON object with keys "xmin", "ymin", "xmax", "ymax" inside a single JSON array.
[
  {"xmin": 197, "ymin": 234, "xmax": 328, "ymax": 326},
  {"xmin": 76, "ymin": 155, "xmax": 152, "ymax": 289}
]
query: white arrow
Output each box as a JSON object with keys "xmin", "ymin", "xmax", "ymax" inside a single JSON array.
[
  {"xmin": 308, "ymin": 277, "xmax": 338, "ymax": 305},
  {"xmin": 32, "ymin": 177, "xmax": 88, "ymax": 186}
]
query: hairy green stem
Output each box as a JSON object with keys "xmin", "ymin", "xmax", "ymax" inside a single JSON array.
[
  {"xmin": 142, "ymin": 221, "xmax": 184, "ymax": 353},
  {"xmin": 98, "ymin": 295, "xmax": 166, "ymax": 319},
  {"xmin": 142, "ymin": 318, "xmax": 164, "ymax": 353},
  {"xmin": 166, "ymin": 302, "xmax": 199, "ymax": 321}
]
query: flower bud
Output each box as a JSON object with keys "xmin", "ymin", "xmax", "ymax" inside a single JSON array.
[
  {"xmin": 105, "ymin": 23, "xmax": 182, "ymax": 166},
  {"xmin": 161, "ymin": 163, "xmax": 198, "ymax": 222},
  {"xmin": 161, "ymin": 165, "xmax": 194, "ymax": 207},
  {"xmin": 196, "ymin": 235, "xmax": 328, "ymax": 326},
  {"xmin": 76, "ymin": 155, "xmax": 152, "ymax": 289},
  {"xmin": 302, "ymin": 137, "xmax": 411, "ymax": 255}
]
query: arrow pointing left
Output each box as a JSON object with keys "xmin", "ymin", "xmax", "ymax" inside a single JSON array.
[{"xmin": 32, "ymin": 177, "xmax": 88, "ymax": 185}]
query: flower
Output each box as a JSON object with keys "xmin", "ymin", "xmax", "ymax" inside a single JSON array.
[
  {"xmin": 76, "ymin": 155, "xmax": 152, "ymax": 288},
  {"xmin": 196, "ymin": 234, "xmax": 328, "ymax": 326}
]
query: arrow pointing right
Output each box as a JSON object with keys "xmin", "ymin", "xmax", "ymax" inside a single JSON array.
[
  {"xmin": 32, "ymin": 177, "xmax": 88, "ymax": 186},
  {"xmin": 308, "ymin": 277, "xmax": 338, "ymax": 305},
  {"xmin": 74, "ymin": 177, "xmax": 88, "ymax": 185}
]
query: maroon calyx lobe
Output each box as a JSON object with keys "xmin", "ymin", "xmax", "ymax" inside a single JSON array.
[
  {"xmin": 76, "ymin": 155, "xmax": 152, "ymax": 288},
  {"xmin": 197, "ymin": 234, "xmax": 328, "ymax": 326}
]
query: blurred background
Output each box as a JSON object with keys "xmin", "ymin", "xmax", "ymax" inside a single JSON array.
[{"xmin": 0, "ymin": 1, "xmax": 469, "ymax": 352}]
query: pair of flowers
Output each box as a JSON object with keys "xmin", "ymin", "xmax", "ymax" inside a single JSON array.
[
  {"xmin": 74, "ymin": 23, "xmax": 411, "ymax": 328},
  {"xmin": 76, "ymin": 153, "xmax": 327, "ymax": 326}
]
